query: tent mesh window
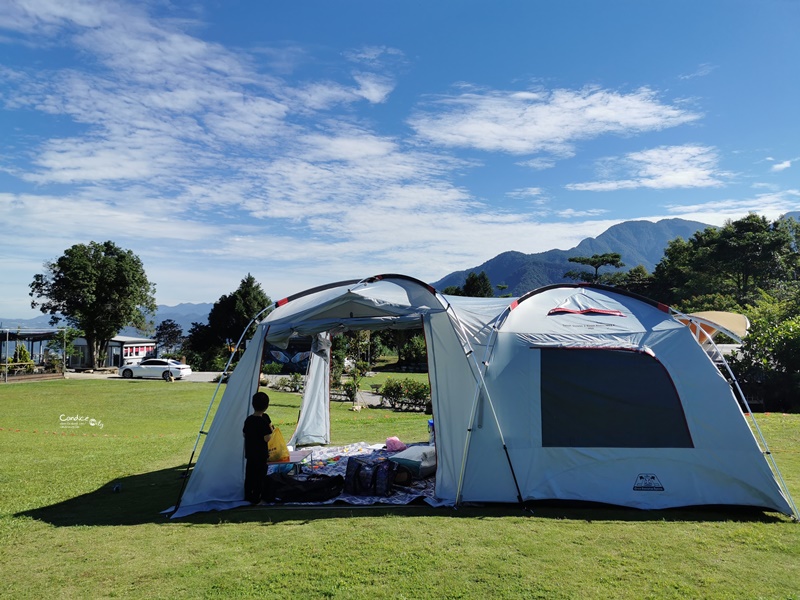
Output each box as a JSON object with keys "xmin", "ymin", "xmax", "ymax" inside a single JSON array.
[{"xmin": 540, "ymin": 348, "xmax": 693, "ymax": 448}]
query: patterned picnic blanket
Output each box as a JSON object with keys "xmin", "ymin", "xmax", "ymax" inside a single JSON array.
[{"xmin": 267, "ymin": 441, "xmax": 436, "ymax": 506}]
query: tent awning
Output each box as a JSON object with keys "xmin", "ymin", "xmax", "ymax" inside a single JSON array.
[{"xmin": 678, "ymin": 311, "xmax": 750, "ymax": 343}]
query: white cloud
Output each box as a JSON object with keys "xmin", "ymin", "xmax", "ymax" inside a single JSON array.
[
  {"xmin": 409, "ymin": 86, "xmax": 700, "ymax": 158},
  {"xmin": 0, "ymin": 0, "xmax": 120, "ymax": 34},
  {"xmin": 517, "ymin": 157, "xmax": 556, "ymax": 170},
  {"xmin": 771, "ymin": 160, "xmax": 792, "ymax": 172},
  {"xmin": 26, "ymin": 130, "xmax": 193, "ymax": 184},
  {"xmin": 679, "ymin": 63, "xmax": 717, "ymax": 80},
  {"xmin": 556, "ymin": 208, "xmax": 609, "ymax": 218},
  {"xmin": 251, "ymin": 45, "xmax": 309, "ymax": 75},
  {"xmin": 663, "ymin": 190, "xmax": 800, "ymax": 225},
  {"xmin": 507, "ymin": 187, "xmax": 543, "ymax": 199},
  {"xmin": 353, "ymin": 73, "xmax": 395, "ymax": 103},
  {"xmin": 344, "ymin": 46, "xmax": 405, "ymax": 67},
  {"xmin": 566, "ymin": 145, "xmax": 726, "ymax": 191}
]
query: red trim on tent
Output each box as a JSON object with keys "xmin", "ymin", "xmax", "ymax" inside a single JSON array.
[
  {"xmin": 548, "ymin": 308, "xmax": 625, "ymax": 317},
  {"xmin": 515, "ymin": 282, "xmax": 672, "ymax": 312},
  {"xmin": 509, "ymin": 300, "xmax": 519, "ymax": 311},
  {"xmin": 276, "ymin": 297, "xmax": 289, "ymax": 307}
]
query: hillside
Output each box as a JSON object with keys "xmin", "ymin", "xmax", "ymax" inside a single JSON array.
[{"xmin": 431, "ymin": 218, "xmax": 710, "ymax": 296}]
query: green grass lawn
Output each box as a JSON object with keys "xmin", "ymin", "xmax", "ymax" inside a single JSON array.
[
  {"xmin": 1, "ymin": 378, "xmax": 799, "ymax": 599},
  {"xmin": 357, "ymin": 369, "xmax": 430, "ymax": 391}
]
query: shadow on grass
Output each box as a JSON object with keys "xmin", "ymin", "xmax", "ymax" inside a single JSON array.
[
  {"xmin": 202, "ymin": 501, "xmax": 788, "ymax": 526},
  {"xmin": 18, "ymin": 466, "xmax": 789, "ymax": 527},
  {"xmin": 17, "ymin": 465, "xmax": 190, "ymax": 526}
]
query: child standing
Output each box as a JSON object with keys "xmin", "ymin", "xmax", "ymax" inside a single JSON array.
[{"xmin": 242, "ymin": 391, "xmax": 273, "ymax": 504}]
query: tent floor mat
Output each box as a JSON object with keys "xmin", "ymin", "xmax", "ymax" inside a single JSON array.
[{"xmin": 261, "ymin": 442, "xmax": 436, "ymax": 507}]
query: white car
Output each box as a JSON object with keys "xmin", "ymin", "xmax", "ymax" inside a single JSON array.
[{"xmin": 119, "ymin": 359, "xmax": 192, "ymax": 381}]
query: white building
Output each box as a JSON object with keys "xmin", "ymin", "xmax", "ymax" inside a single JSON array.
[{"xmin": 70, "ymin": 336, "xmax": 156, "ymax": 369}]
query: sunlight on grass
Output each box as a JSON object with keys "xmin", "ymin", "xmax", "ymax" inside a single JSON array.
[{"xmin": 1, "ymin": 378, "xmax": 798, "ymax": 598}]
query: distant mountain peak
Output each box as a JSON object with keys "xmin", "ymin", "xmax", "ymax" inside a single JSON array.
[{"xmin": 431, "ymin": 217, "xmax": 710, "ymax": 296}]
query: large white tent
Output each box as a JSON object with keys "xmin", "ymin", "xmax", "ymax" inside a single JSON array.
[{"xmin": 170, "ymin": 275, "xmax": 796, "ymax": 519}]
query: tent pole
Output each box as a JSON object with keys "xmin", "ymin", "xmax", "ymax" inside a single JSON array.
[
  {"xmin": 452, "ymin": 313, "xmax": 499, "ymax": 505},
  {"xmin": 447, "ymin": 305, "xmax": 523, "ymax": 506}
]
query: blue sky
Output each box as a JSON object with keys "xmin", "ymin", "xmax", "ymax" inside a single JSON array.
[{"xmin": 1, "ymin": 0, "xmax": 798, "ymax": 319}]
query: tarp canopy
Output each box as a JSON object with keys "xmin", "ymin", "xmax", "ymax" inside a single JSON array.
[
  {"xmin": 171, "ymin": 277, "xmax": 795, "ymax": 519},
  {"xmin": 1, "ymin": 328, "xmax": 64, "ymax": 342},
  {"xmin": 678, "ymin": 311, "xmax": 751, "ymax": 342}
]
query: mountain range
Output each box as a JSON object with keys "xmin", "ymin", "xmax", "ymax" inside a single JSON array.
[
  {"xmin": 10, "ymin": 214, "xmax": 798, "ymax": 333},
  {"xmin": 431, "ymin": 218, "xmax": 710, "ymax": 296},
  {"xmin": 0, "ymin": 303, "xmax": 213, "ymax": 336}
]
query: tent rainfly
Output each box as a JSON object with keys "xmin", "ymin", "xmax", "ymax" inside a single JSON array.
[{"xmin": 170, "ymin": 275, "xmax": 797, "ymax": 519}]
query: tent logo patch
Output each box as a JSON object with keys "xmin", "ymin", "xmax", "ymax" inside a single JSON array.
[{"xmin": 633, "ymin": 473, "xmax": 664, "ymax": 492}]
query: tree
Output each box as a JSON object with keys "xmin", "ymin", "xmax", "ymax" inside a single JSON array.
[
  {"xmin": 371, "ymin": 328, "xmax": 411, "ymax": 365},
  {"xmin": 207, "ymin": 274, "xmax": 271, "ymax": 345},
  {"xmin": 399, "ymin": 333, "xmax": 427, "ymax": 366},
  {"xmin": 13, "ymin": 340, "xmax": 32, "ymax": 364},
  {"xmin": 728, "ymin": 292, "xmax": 800, "ymax": 411},
  {"xmin": 649, "ymin": 236, "xmax": 696, "ymax": 305},
  {"xmin": 154, "ymin": 319, "xmax": 184, "ymax": 354},
  {"xmin": 646, "ymin": 213, "xmax": 800, "ymax": 410},
  {"xmin": 442, "ymin": 285, "xmax": 463, "ymax": 296},
  {"xmin": 710, "ymin": 214, "xmax": 795, "ymax": 304},
  {"xmin": 463, "ymin": 271, "xmax": 494, "ymax": 297},
  {"xmin": 609, "ymin": 265, "xmax": 653, "ymax": 295},
  {"xmin": 564, "ymin": 253, "xmax": 625, "ymax": 283},
  {"xmin": 182, "ymin": 322, "xmax": 223, "ymax": 372},
  {"xmin": 496, "ymin": 283, "xmax": 512, "ymax": 298},
  {"xmin": 45, "ymin": 327, "xmax": 81, "ymax": 371},
  {"xmin": 443, "ymin": 271, "xmax": 495, "ymax": 297},
  {"xmin": 183, "ymin": 274, "xmax": 271, "ymax": 370},
  {"xmin": 650, "ymin": 214, "xmax": 797, "ymax": 308},
  {"xmin": 29, "ymin": 241, "xmax": 156, "ymax": 369}
]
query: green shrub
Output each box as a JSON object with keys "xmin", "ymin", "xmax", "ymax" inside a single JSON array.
[
  {"xmin": 289, "ymin": 372, "xmax": 303, "ymax": 391},
  {"xmin": 355, "ymin": 360, "xmax": 370, "ymax": 377},
  {"xmin": 729, "ymin": 299, "xmax": 800, "ymax": 411},
  {"xmin": 261, "ymin": 362, "xmax": 283, "ymax": 375},
  {"xmin": 13, "ymin": 343, "xmax": 32, "ymax": 363},
  {"xmin": 380, "ymin": 377, "xmax": 405, "ymax": 403},
  {"xmin": 342, "ymin": 380, "xmax": 358, "ymax": 402},
  {"xmin": 399, "ymin": 334, "xmax": 427, "ymax": 365},
  {"xmin": 47, "ymin": 356, "xmax": 65, "ymax": 373},
  {"xmin": 273, "ymin": 372, "xmax": 304, "ymax": 392},
  {"xmin": 403, "ymin": 378, "xmax": 430, "ymax": 402}
]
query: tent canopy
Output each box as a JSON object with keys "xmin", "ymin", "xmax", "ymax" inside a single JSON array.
[{"xmin": 263, "ymin": 275, "xmax": 446, "ymax": 348}]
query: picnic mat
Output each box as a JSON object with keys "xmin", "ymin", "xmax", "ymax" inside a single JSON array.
[{"xmin": 267, "ymin": 441, "xmax": 436, "ymax": 506}]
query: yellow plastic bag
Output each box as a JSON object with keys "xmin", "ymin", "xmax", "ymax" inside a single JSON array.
[{"xmin": 268, "ymin": 427, "xmax": 290, "ymax": 462}]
